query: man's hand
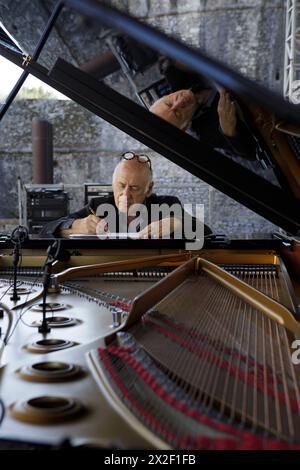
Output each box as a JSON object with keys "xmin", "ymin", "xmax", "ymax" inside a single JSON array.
[
  {"xmin": 138, "ymin": 218, "xmax": 182, "ymax": 239},
  {"xmin": 61, "ymin": 215, "xmax": 101, "ymax": 237},
  {"xmin": 96, "ymin": 218, "xmax": 109, "ymax": 235},
  {"xmin": 217, "ymin": 90, "xmax": 237, "ymax": 137}
]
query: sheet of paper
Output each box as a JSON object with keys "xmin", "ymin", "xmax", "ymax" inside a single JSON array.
[{"xmin": 68, "ymin": 233, "xmax": 141, "ymax": 239}]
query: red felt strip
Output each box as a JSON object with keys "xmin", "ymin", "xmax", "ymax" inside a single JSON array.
[
  {"xmin": 143, "ymin": 316, "xmax": 299, "ymax": 412},
  {"xmin": 98, "ymin": 346, "xmax": 300, "ymax": 450}
]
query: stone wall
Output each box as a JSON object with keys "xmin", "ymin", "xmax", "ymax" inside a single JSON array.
[
  {"xmin": 129, "ymin": 0, "xmax": 285, "ymax": 90},
  {"xmin": 0, "ymin": 0, "xmax": 285, "ymax": 236}
]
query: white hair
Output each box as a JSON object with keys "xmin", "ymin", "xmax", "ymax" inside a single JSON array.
[{"xmin": 112, "ymin": 159, "xmax": 153, "ymax": 185}]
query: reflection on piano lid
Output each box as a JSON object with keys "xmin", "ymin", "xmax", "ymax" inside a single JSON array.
[
  {"xmin": 2, "ymin": 0, "xmax": 299, "ymax": 233},
  {"xmin": 0, "ymin": 3, "xmax": 300, "ymax": 240},
  {"xmin": 1, "ymin": 3, "xmax": 300, "ymax": 233}
]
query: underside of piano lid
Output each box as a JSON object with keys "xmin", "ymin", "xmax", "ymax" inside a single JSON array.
[
  {"xmin": 1, "ymin": 0, "xmax": 300, "ymax": 235},
  {"xmin": 87, "ymin": 257, "xmax": 300, "ymax": 450}
]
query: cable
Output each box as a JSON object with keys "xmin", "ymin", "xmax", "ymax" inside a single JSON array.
[
  {"xmin": 19, "ymin": 302, "xmax": 55, "ymax": 329},
  {"xmin": 4, "ymin": 303, "xmax": 37, "ymax": 345},
  {"xmin": 0, "ymin": 398, "xmax": 5, "ymax": 427},
  {"xmin": 0, "ymin": 303, "xmax": 13, "ymax": 345},
  {"xmin": 0, "ymin": 282, "xmax": 15, "ymax": 303},
  {"xmin": 9, "ymin": 226, "xmax": 28, "ymax": 302},
  {"xmin": 4, "ymin": 275, "xmax": 44, "ymax": 346},
  {"xmin": 0, "ymin": 302, "xmax": 14, "ymax": 363},
  {"xmin": 1, "ymin": 266, "xmax": 44, "ymax": 347},
  {"xmin": 0, "ymin": 226, "xmax": 28, "ymax": 304},
  {"xmin": 0, "ymin": 228, "xmax": 44, "ymax": 349},
  {"xmin": 0, "ymin": 240, "xmax": 66, "ymax": 345}
]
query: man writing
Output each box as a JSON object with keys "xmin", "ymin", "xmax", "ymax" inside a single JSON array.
[{"xmin": 39, "ymin": 152, "xmax": 212, "ymax": 239}]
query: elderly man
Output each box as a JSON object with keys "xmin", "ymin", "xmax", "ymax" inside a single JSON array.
[
  {"xmin": 150, "ymin": 62, "xmax": 257, "ymax": 160},
  {"xmin": 39, "ymin": 152, "xmax": 212, "ymax": 239}
]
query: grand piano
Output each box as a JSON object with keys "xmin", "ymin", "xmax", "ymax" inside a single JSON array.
[{"xmin": 1, "ymin": 0, "xmax": 300, "ymax": 450}]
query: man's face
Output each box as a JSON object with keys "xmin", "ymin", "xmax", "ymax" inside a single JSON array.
[
  {"xmin": 112, "ymin": 159, "xmax": 153, "ymax": 214},
  {"xmin": 150, "ymin": 89, "xmax": 199, "ymax": 131}
]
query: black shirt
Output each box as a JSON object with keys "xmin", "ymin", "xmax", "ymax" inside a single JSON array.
[{"xmin": 39, "ymin": 194, "xmax": 213, "ymax": 238}]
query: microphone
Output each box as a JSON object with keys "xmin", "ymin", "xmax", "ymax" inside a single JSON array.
[
  {"xmin": 10, "ymin": 226, "xmax": 29, "ymax": 245},
  {"xmin": 10, "ymin": 226, "xmax": 29, "ymax": 302},
  {"xmin": 39, "ymin": 240, "xmax": 69, "ymax": 334}
]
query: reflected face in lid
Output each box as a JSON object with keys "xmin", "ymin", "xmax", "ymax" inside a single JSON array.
[{"xmin": 150, "ymin": 89, "xmax": 199, "ymax": 131}]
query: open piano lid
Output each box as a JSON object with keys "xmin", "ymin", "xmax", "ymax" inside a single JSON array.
[
  {"xmin": 1, "ymin": 0, "xmax": 300, "ymax": 235},
  {"xmin": 0, "ymin": 24, "xmax": 23, "ymax": 55}
]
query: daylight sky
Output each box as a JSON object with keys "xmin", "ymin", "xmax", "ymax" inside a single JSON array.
[
  {"xmin": 0, "ymin": 55, "xmax": 68, "ymax": 100},
  {"xmin": 0, "ymin": 20, "xmax": 67, "ymax": 100}
]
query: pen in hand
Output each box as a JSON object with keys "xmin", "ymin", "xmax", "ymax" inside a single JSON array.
[
  {"xmin": 89, "ymin": 206, "xmax": 97, "ymax": 216},
  {"xmin": 89, "ymin": 206, "xmax": 109, "ymax": 233}
]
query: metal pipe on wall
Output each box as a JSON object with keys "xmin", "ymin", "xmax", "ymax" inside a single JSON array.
[
  {"xmin": 32, "ymin": 118, "xmax": 53, "ymax": 184},
  {"xmin": 80, "ymin": 50, "xmax": 120, "ymax": 79}
]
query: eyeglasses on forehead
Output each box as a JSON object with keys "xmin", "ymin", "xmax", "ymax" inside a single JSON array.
[{"xmin": 121, "ymin": 152, "xmax": 152, "ymax": 172}]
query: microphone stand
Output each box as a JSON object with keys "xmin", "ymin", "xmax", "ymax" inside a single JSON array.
[
  {"xmin": 10, "ymin": 244, "xmax": 20, "ymax": 301},
  {"xmin": 39, "ymin": 240, "xmax": 62, "ymax": 335},
  {"xmin": 10, "ymin": 226, "xmax": 29, "ymax": 302}
]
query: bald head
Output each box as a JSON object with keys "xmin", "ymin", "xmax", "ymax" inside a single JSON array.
[
  {"xmin": 112, "ymin": 157, "xmax": 153, "ymax": 214},
  {"xmin": 113, "ymin": 158, "xmax": 152, "ymax": 184},
  {"xmin": 150, "ymin": 89, "xmax": 199, "ymax": 131}
]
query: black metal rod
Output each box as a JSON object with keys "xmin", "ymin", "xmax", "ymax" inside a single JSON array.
[
  {"xmin": 64, "ymin": 0, "xmax": 300, "ymax": 128},
  {"xmin": 0, "ymin": 1, "xmax": 64, "ymax": 121},
  {"xmin": 10, "ymin": 245, "xmax": 20, "ymax": 302},
  {"xmin": 39, "ymin": 261, "xmax": 52, "ymax": 334},
  {"xmin": 31, "ymin": 2, "xmax": 64, "ymax": 61},
  {"xmin": 9, "ymin": 226, "xmax": 28, "ymax": 301},
  {"xmin": 39, "ymin": 240, "xmax": 62, "ymax": 335}
]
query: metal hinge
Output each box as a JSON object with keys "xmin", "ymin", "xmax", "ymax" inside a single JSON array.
[{"xmin": 22, "ymin": 54, "xmax": 33, "ymax": 67}]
